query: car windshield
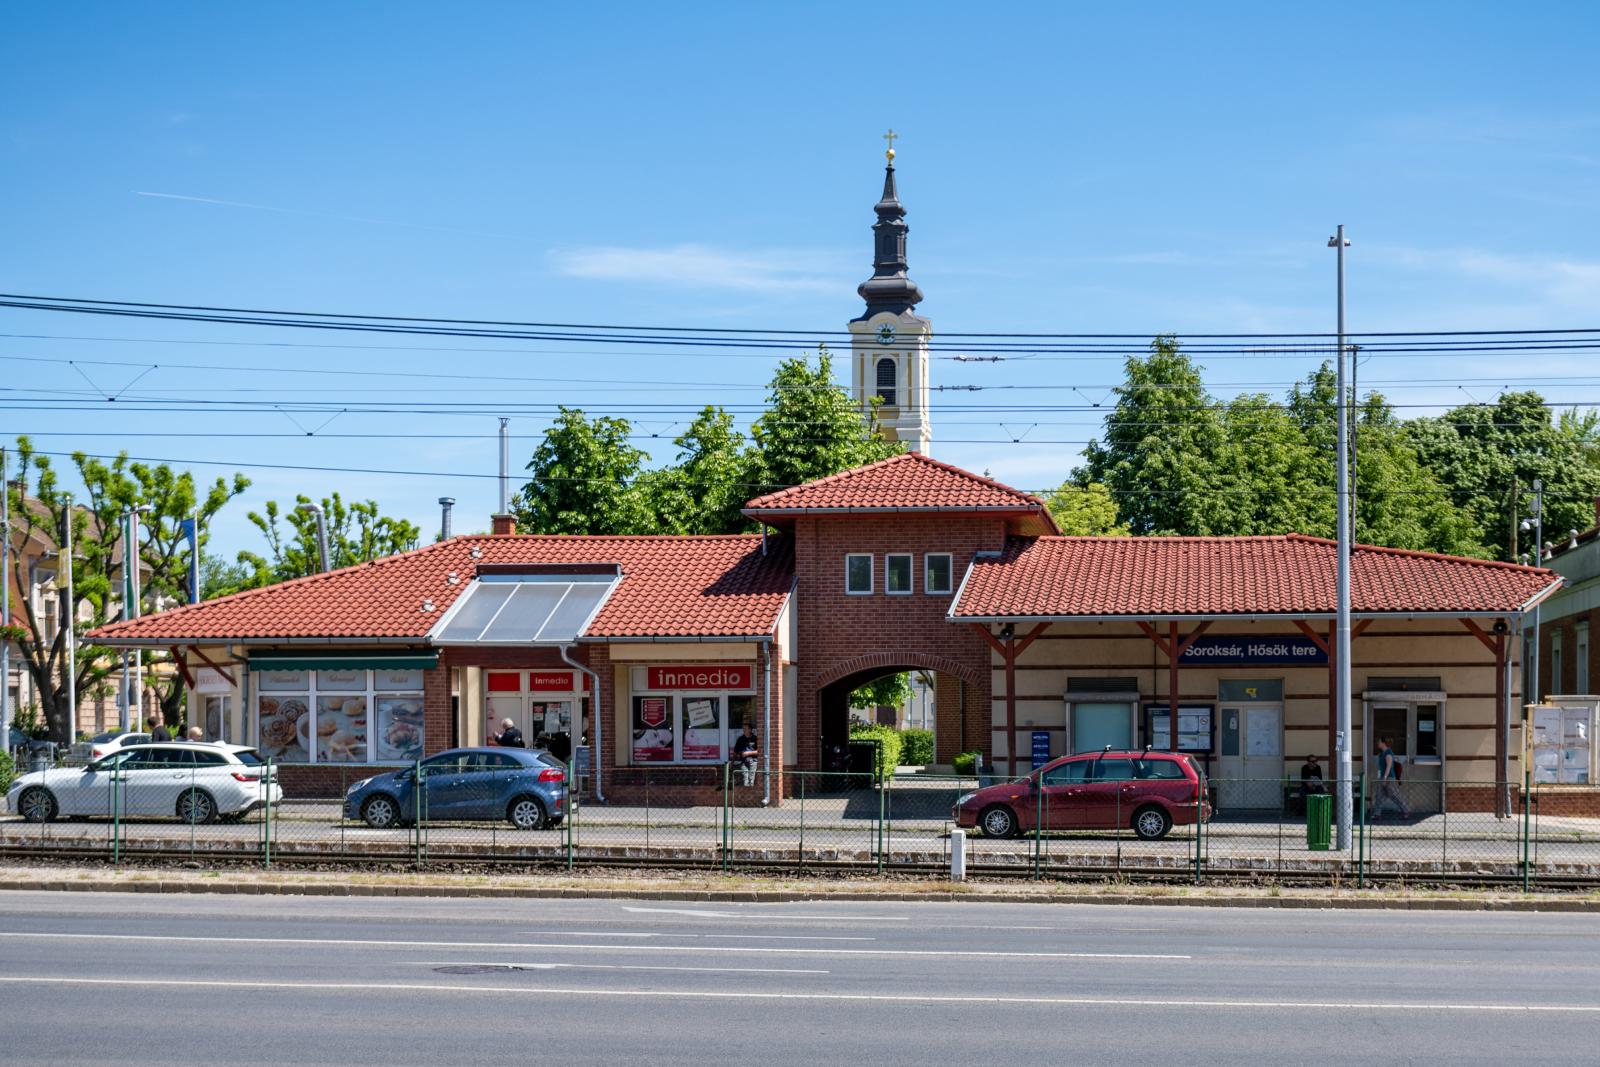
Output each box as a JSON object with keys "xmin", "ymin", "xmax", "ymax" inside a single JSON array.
[{"xmin": 90, "ymin": 731, "xmax": 120, "ymax": 744}]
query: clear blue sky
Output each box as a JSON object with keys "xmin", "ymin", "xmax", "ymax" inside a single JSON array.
[{"xmin": 5, "ymin": 2, "xmax": 1598, "ymax": 556}]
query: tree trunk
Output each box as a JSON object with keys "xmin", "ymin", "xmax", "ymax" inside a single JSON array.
[{"xmin": 47, "ymin": 690, "xmax": 74, "ymax": 745}]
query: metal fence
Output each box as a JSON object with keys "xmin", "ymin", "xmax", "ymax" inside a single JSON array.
[{"xmin": 3, "ymin": 762, "xmax": 1596, "ymax": 888}]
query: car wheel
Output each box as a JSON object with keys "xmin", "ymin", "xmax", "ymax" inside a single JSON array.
[
  {"xmin": 1132, "ymin": 805, "xmax": 1172, "ymax": 841},
  {"xmin": 176, "ymin": 790, "xmax": 217, "ymax": 825},
  {"xmin": 362, "ymin": 794, "xmax": 401, "ymax": 830},
  {"xmin": 18, "ymin": 787, "xmax": 57, "ymax": 823},
  {"xmin": 979, "ymin": 804, "xmax": 1019, "ymax": 839},
  {"xmin": 507, "ymin": 795, "xmax": 546, "ymax": 830}
]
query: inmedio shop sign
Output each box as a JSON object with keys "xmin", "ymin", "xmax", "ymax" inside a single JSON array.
[
  {"xmin": 645, "ymin": 665, "xmax": 755, "ymax": 691},
  {"xmin": 1178, "ymin": 635, "xmax": 1328, "ymax": 666}
]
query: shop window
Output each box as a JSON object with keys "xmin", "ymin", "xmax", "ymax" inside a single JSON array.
[
  {"xmin": 202, "ymin": 695, "xmax": 229, "ymax": 742},
  {"xmin": 875, "ymin": 357, "xmax": 897, "ymax": 406},
  {"xmin": 885, "ymin": 553, "xmax": 913, "ymax": 594},
  {"xmin": 255, "ymin": 668, "xmax": 423, "ymax": 765},
  {"xmin": 845, "ymin": 554, "xmax": 873, "ymax": 595},
  {"xmin": 630, "ymin": 693, "xmax": 738, "ymax": 764},
  {"xmin": 1415, "ymin": 704, "xmax": 1440, "ymax": 759},
  {"xmin": 924, "ymin": 553, "xmax": 953, "ymax": 595}
]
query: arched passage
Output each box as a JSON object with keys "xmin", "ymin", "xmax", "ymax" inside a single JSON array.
[{"xmin": 816, "ymin": 652, "xmax": 986, "ymax": 770}]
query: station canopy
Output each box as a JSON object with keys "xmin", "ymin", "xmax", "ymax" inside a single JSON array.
[{"xmin": 428, "ymin": 564, "xmax": 621, "ymax": 646}]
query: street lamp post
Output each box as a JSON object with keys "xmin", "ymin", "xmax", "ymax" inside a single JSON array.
[
  {"xmin": 1, "ymin": 446, "xmax": 10, "ymax": 750},
  {"xmin": 63, "ymin": 495, "xmax": 76, "ymax": 745},
  {"xmin": 1328, "ymin": 226, "xmax": 1354, "ymax": 851},
  {"xmin": 1522, "ymin": 480, "xmax": 1544, "ymax": 703}
]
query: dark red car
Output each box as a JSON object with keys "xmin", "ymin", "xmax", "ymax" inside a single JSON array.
[{"xmin": 954, "ymin": 750, "xmax": 1210, "ymax": 841}]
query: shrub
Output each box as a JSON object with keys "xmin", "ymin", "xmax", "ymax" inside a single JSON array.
[
  {"xmin": 0, "ymin": 749, "xmax": 13, "ymax": 797},
  {"xmin": 899, "ymin": 728, "xmax": 934, "ymax": 766},
  {"xmin": 951, "ymin": 750, "xmax": 981, "ymax": 775},
  {"xmin": 848, "ymin": 722, "xmax": 902, "ymax": 781}
]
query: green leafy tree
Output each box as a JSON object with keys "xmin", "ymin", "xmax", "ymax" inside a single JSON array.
[
  {"xmin": 513, "ymin": 407, "xmax": 656, "ymax": 535},
  {"xmin": 744, "ymin": 346, "xmax": 902, "ymax": 499},
  {"xmin": 640, "ymin": 406, "xmax": 749, "ymax": 535},
  {"xmin": 4, "ymin": 438, "xmax": 248, "ymax": 740},
  {"xmin": 1079, "ymin": 337, "xmax": 1231, "ymax": 535},
  {"xmin": 1406, "ymin": 392, "xmax": 1600, "ymax": 559},
  {"xmin": 849, "ymin": 673, "xmax": 913, "ymax": 711},
  {"xmin": 1042, "ymin": 481, "xmax": 1128, "ymax": 535},
  {"xmin": 236, "ymin": 492, "xmax": 421, "ymax": 585},
  {"xmin": 1213, "ymin": 392, "xmax": 1324, "ymax": 535}
]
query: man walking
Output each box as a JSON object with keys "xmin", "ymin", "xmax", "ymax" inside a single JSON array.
[
  {"xmin": 148, "ymin": 713, "xmax": 172, "ymax": 743},
  {"xmin": 1369, "ymin": 737, "xmax": 1410, "ymax": 819}
]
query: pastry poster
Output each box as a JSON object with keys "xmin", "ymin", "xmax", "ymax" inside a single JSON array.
[
  {"xmin": 376, "ymin": 697, "xmax": 425, "ymax": 761},
  {"xmin": 257, "ymin": 694, "xmax": 309, "ymax": 762},
  {"xmin": 316, "ymin": 695, "xmax": 368, "ymax": 763}
]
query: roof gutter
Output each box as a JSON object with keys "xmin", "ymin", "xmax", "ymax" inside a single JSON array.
[
  {"xmin": 948, "ymin": 610, "xmax": 1539, "ymax": 625},
  {"xmin": 583, "ymin": 634, "xmax": 774, "ymax": 644},
  {"xmin": 742, "ymin": 505, "xmax": 1038, "ymax": 518},
  {"xmin": 88, "ymin": 635, "xmax": 430, "ymax": 649},
  {"xmin": 1518, "ymin": 577, "xmax": 1568, "ymax": 616}
]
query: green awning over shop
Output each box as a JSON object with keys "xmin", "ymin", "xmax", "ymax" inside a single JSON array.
[{"xmin": 247, "ymin": 650, "xmax": 438, "ymax": 672}]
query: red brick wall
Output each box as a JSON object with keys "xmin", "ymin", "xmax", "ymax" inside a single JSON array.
[{"xmin": 792, "ymin": 513, "xmax": 999, "ymax": 771}]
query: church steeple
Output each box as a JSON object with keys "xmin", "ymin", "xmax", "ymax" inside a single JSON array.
[{"xmin": 855, "ymin": 138, "xmax": 923, "ymax": 320}]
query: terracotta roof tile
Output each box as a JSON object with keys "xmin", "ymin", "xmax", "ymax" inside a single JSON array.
[
  {"xmin": 89, "ymin": 535, "xmax": 793, "ymax": 643},
  {"xmin": 744, "ymin": 452, "xmax": 1055, "ymax": 529},
  {"xmin": 950, "ymin": 534, "xmax": 1561, "ymax": 618}
]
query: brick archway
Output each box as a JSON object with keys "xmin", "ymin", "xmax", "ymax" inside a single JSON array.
[{"xmin": 816, "ymin": 651, "xmax": 984, "ymax": 691}]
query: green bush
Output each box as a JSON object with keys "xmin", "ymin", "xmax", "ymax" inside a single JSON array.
[
  {"xmin": 899, "ymin": 728, "xmax": 934, "ymax": 766},
  {"xmin": 0, "ymin": 749, "xmax": 14, "ymax": 798},
  {"xmin": 848, "ymin": 722, "xmax": 902, "ymax": 781},
  {"xmin": 951, "ymin": 750, "xmax": 981, "ymax": 775}
]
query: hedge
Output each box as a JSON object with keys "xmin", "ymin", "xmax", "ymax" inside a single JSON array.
[
  {"xmin": 847, "ymin": 722, "xmax": 902, "ymax": 781},
  {"xmin": 899, "ymin": 728, "xmax": 934, "ymax": 766},
  {"xmin": 951, "ymin": 750, "xmax": 981, "ymax": 775}
]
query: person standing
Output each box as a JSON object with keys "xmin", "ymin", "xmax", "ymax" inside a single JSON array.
[
  {"xmin": 732, "ymin": 723, "xmax": 759, "ymax": 787},
  {"xmin": 148, "ymin": 714, "xmax": 172, "ymax": 743},
  {"xmin": 493, "ymin": 718, "xmax": 525, "ymax": 748},
  {"xmin": 1369, "ymin": 738, "xmax": 1410, "ymax": 819}
]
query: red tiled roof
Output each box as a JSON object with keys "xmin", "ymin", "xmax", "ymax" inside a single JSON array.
[
  {"xmin": 743, "ymin": 452, "xmax": 1057, "ymax": 533},
  {"xmin": 950, "ymin": 534, "xmax": 1562, "ymax": 618},
  {"xmin": 88, "ymin": 535, "xmax": 793, "ymax": 644}
]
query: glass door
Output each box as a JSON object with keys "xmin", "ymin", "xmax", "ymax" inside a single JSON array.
[{"xmin": 1217, "ymin": 704, "xmax": 1283, "ymax": 810}]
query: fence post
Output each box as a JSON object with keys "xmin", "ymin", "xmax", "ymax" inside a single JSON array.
[
  {"xmin": 413, "ymin": 758, "xmax": 423, "ymax": 868},
  {"xmin": 1193, "ymin": 775, "xmax": 1202, "ymax": 885},
  {"xmin": 263, "ymin": 758, "xmax": 273, "ymax": 870},
  {"xmin": 876, "ymin": 763, "xmax": 885, "ymax": 874},
  {"xmin": 1522, "ymin": 770, "xmax": 1532, "ymax": 894},
  {"xmin": 111, "ymin": 762, "xmax": 121, "ymax": 865},
  {"xmin": 721, "ymin": 760, "xmax": 731, "ymax": 871},
  {"xmin": 797, "ymin": 772, "xmax": 805, "ymax": 873},
  {"xmin": 1357, "ymin": 773, "xmax": 1366, "ymax": 889},
  {"xmin": 1033, "ymin": 776, "xmax": 1042, "ymax": 881}
]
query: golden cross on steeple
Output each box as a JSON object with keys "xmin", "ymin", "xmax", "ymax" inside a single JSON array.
[{"xmin": 882, "ymin": 128, "xmax": 898, "ymax": 162}]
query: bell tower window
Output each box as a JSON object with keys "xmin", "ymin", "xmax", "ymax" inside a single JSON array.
[{"xmin": 875, "ymin": 358, "xmax": 897, "ymax": 406}]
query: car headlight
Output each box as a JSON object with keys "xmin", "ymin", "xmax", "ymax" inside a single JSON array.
[
  {"xmin": 347, "ymin": 777, "xmax": 373, "ymax": 794},
  {"xmin": 956, "ymin": 792, "xmax": 976, "ymax": 807}
]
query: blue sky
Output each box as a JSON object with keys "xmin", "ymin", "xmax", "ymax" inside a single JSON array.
[{"xmin": 4, "ymin": 2, "xmax": 1598, "ymax": 556}]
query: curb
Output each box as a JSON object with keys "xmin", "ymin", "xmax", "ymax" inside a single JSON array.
[{"xmin": 1, "ymin": 877, "xmax": 1596, "ymax": 912}]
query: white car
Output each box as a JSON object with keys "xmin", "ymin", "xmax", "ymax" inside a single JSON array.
[
  {"xmin": 69, "ymin": 730, "xmax": 152, "ymax": 762},
  {"xmin": 7, "ymin": 743, "xmax": 282, "ymax": 824}
]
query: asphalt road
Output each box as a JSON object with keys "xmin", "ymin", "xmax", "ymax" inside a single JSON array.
[{"xmin": 1, "ymin": 892, "xmax": 1597, "ymax": 1065}]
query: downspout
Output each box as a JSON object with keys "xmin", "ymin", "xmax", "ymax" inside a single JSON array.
[
  {"xmin": 762, "ymin": 638, "xmax": 772, "ymax": 807},
  {"xmin": 560, "ymin": 644, "xmax": 603, "ymax": 802}
]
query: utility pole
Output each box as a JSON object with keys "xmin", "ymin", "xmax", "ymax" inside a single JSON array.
[
  {"xmin": 1, "ymin": 446, "xmax": 10, "ymax": 750},
  {"xmin": 1524, "ymin": 480, "xmax": 1544, "ymax": 702},
  {"xmin": 63, "ymin": 494, "xmax": 77, "ymax": 745},
  {"xmin": 119, "ymin": 508, "xmax": 131, "ymax": 731},
  {"xmin": 1329, "ymin": 226, "xmax": 1354, "ymax": 851},
  {"xmin": 130, "ymin": 504, "xmax": 146, "ymax": 729},
  {"xmin": 498, "ymin": 418, "xmax": 510, "ymax": 516}
]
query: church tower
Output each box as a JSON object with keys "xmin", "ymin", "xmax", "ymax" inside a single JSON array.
[{"xmin": 849, "ymin": 133, "xmax": 932, "ymax": 454}]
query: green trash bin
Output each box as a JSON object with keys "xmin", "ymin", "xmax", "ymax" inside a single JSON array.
[{"xmin": 1306, "ymin": 792, "xmax": 1332, "ymax": 851}]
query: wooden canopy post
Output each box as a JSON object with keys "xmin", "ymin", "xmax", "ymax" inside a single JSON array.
[
  {"xmin": 973, "ymin": 622, "xmax": 1049, "ymax": 774},
  {"xmin": 1461, "ymin": 618, "xmax": 1510, "ymax": 817},
  {"xmin": 1136, "ymin": 621, "xmax": 1211, "ymax": 746}
]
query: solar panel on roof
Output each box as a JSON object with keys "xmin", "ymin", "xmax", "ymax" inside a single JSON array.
[{"xmin": 428, "ymin": 574, "xmax": 618, "ymax": 645}]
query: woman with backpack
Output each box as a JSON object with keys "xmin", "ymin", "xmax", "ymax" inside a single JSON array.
[{"xmin": 1369, "ymin": 737, "xmax": 1410, "ymax": 820}]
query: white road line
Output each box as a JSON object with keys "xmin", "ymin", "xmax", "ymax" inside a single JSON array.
[
  {"xmin": 620, "ymin": 906, "xmax": 909, "ymax": 921},
  {"xmin": 0, "ymin": 976, "xmax": 1593, "ymax": 1013},
  {"xmin": 699, "ymin": 934, "xmax": 874, "ymax": 942},
  {"xmin": 0, "ymin": 930, "xmax": 1189, "ymax": 960},
  {"xmin": 422, "ymin": 962, "xmax": 828, "ymax": 975}
]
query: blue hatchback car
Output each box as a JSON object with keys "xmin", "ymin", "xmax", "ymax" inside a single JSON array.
[{"xmin": 343, "ymin": 747, "xmax": 567, "ymax": 830}]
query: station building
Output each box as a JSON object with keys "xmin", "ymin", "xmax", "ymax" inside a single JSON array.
[{"xmin": 86, "ymin": 150, "xmax": 1570, "ymax": 813}]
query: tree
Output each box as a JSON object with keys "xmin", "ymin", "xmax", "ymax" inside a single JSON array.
[
  {"xmin": 1079, "ymin": 337, "xmax": 1232, "ymax": 535},
  {"xmin": 849, "ymin": 673, "xmax": 913, "ymax": 711},
  {"xmin": 1406, "ymin": 392, "xmax": 1600, "ymax": 560},
  {"xmin": 236, "ymin": 492, "xmax": 421, "ymax": 585},
  {"xmin": 1042, "ymin": 481, "xmax": 1128, "ymax": 536},
  {"xmin": 639, "ymin": 406, "xmax": 750, "ymax": 535},
  {"xmin": 513, "ymin": 407, "xmax": 656, "ymax": 535},
  {"xmin": 744, "ymin": 346, "xmax": 902, "ymax": 499},
  {"xmin": 1213, "ymin": 392, "xmax": 1324, "ymax": 536},
  {"xmin": 4, "ymin": 438, "xmax": 249, "ymax": 741}
]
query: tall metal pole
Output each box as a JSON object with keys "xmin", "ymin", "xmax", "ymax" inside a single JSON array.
[
  {"xmin": 1330, "ymin": 226, "xmax": 1354, "ymax": 850},
  {"xmin": 1, "ymin": 446, "xmax": 10, "ymax": 750},
  {"xmin": 119, "ymin": 509, "xmax": 131, "ymax": 731},
  {"xmin": 189, "ymin": 512, "xmax": 202, "ymax": 605},
  {"xmin": 297, "ymin": 503, "xmax": 330, "ymax": 572},
  {"xmin": 130, "ymin": 505, "xmax": 144, "ymax": 729},
  {"xmin": 1530, "ymin": 479, "xmax": 1543, "ymax": 703},
  {"xmin": 498, "ymin": 418, "xmax": 510, "ymax": 515},
  {"xmin": 63, "ymin": 493, "xmax": 77, "ymax": 744}
]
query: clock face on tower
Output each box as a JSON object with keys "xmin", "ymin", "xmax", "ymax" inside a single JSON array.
[{"xmin": 876, "ymin": 323, "xmax": 896, "ymax": 345}]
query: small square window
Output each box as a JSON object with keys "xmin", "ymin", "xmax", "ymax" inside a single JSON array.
[
  {"xmin": 925, "ymin": 553, "xmax": 953, "ymax": 594},
  {"xmin": 845, "ymin": 554, "xmax": 873, "ymax": 594},
  {"xmin": 886, "ymin": 553, "xmax": 913, "ymax": 594}
]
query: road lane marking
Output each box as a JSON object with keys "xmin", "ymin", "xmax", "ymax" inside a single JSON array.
[
  {"xmin": 0, "ymin": 930, "xmax": 1189, "ymax": 960},
  {"xmin": 422, "ymin": 961, "xmax": 829, "ymax": 975},
  {"xmin": 0, "ymin": 976, "xmax": 1593, "ymax": 1012},
  {"xmin": 621, "ymin": 907, "xmax": 909, "ymax": 921},
  {"xmin": 700, "ymin": 934, "xmax": 874, "ymax": 942}
]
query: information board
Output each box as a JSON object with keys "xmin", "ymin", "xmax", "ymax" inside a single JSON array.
[{"xmin": 1145, "ymin": 704, "xmax": 1215, "ymax": 753}]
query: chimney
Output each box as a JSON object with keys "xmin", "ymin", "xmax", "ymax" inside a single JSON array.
[
  {"xmin": 438, "ymin": 497, "xmax": 455, "ymax": 540},
  {"xmin": 491, "ymin": 513, "xmax": 517, "ymax": 536}
]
